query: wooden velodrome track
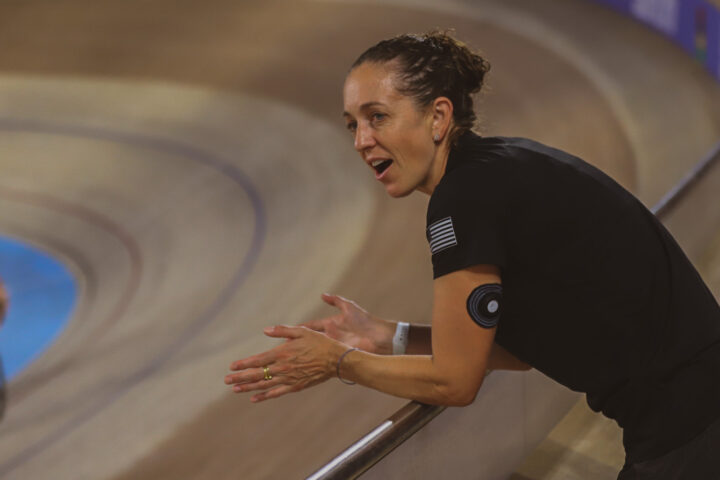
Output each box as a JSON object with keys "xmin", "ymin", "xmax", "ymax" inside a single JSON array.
[{"xmin": 0, "ymin": 0, "xmax": 719, "ymax": 479}]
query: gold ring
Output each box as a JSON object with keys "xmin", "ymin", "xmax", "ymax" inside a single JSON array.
[{"xmin": 263, "ymin": 366, "xmax": 272, "ymax": 381}]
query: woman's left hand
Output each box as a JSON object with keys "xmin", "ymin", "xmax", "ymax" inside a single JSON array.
[{"xmin": 225, "ymin": 325, "xmax": 346, "ymax": 403}]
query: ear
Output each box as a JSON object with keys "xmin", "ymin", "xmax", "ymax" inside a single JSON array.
[{"xmin": 430, "ymin": 97, "xmax": 454, "ymax": 143}]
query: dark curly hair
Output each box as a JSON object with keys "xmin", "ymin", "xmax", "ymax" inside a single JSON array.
[{"xmin": 351, "ymin": 30, "xmax": 491, "ymax": 143}]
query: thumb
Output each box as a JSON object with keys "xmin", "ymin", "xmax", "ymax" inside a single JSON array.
[
  {"xmin": 264, "ymin": 325, "xmax": 303, "ymax": 339},
  {"xmin": 322, "ymin": 293, "xmax": 353, "ymax": 313},
  {"xmin": 300, "ymin": 317, "xmax": 328, "ymax": 332},
  {"xmin": 321, "ymin": 293, "xmax": 339, "ymax": 307}
]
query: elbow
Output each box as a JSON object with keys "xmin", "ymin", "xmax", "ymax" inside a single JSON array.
[
  {"xmin": 447, "ymin": 394, "xmax": 475, "ymax": 407},
  {"xmin": 433, "ymin": 380, "xmax": 482, "ymax": 407}
]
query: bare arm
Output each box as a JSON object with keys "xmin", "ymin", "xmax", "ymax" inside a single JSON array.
[
  {"xmin": 227, "ymin": 265, "xmax": 506, "ymax": 405},
  {"xmin": 301, "ymin": 292, "xmax": 527, "ymax": 370},
  {"xmin": 299, "ymin": 293, "xmax": 431, "ymax": 355},
  {"xmin": 338, "ymin": 265, "xmax": 500, "ymax": 405},
  {"xmin": 404, "ymin": 325, "xmax": 530, "ymax": 372},
  {"xmin": 406, "ymin": 324, "xmax": 432, "ymax": 355}
]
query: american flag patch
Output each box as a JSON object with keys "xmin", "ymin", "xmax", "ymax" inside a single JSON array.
[{"xmin": 427, "ymin": 217, "xmax": 457, "ymax": 255}]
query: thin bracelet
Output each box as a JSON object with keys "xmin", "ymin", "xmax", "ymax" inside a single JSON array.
[{"xmin": 337, "ymin": 347, "xmax": 358, "ymax": 385}]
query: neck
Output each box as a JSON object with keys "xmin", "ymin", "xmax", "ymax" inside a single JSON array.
[{"xmin": 418, "ymin": 141, "xmax": 452, "ymax": 196}]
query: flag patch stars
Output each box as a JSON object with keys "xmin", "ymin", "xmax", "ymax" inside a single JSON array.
[{"xmin": 427, "ymin": 217, "xmax": 458, "ymax": 255}]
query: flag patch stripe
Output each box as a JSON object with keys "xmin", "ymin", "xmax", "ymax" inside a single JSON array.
[
  {"xmin": 429, "ymin": 226, "xmax": 454, "ymax": 238},
  {"xmin": 432, "ymin": 240, "xmax": 457, "ymax": 253},
  {"xmin": 428, "ymin": 217, "xmax": 457, "ymax": 254},
  {"xmin": 430, "ymin": 230, "xmax": 455, "ymax": 242},
  {"xmin": 429, "ymin": 218, "xmax": 453, "ymax": 232}
]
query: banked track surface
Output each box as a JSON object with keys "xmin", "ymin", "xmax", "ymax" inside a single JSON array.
[{"xmin": 0, "ymin": 1, "xmax": 718, "ymax": 479}]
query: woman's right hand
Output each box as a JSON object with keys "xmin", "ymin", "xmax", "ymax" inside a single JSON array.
[{"xmin": 300, "ymin": 294, "xmax": 396, "ymax": 355}]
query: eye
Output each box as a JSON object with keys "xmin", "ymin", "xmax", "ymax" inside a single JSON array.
[
  {"xmin": 345, "ymin": 121, "xmax": 357, "ymax": 134},
  {"xmin": 371, "ymin": 112, "xmax": 386, "ymax": 123}
]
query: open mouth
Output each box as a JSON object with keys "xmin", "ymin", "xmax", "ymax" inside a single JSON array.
[{"xmin": 371, "ymin": 159, "xmax": 393, "ymax": 175}]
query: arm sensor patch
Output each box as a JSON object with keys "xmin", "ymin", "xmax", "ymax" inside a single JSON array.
[{"xmin": 467, "ymin": 283, "xmax": 503, "ymax": 329}]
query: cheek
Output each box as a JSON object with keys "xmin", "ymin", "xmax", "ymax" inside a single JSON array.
[
  {"xmin": 382, "ymin": 113, "xmax": 434, "ymax": 167},
  {"xmin": 400, "ymin": 134, "xmax": 433, "ymax": 168}
]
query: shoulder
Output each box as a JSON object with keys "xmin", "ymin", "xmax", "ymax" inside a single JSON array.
[
  {"xmin": 429, "ymin": 135, "xmax": 516, "ymax": 211},
  {"xmin": 428, "ymin": 168, "xmax": 490, "ymax": 224}
]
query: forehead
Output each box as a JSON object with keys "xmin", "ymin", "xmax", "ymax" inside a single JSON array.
[{"xmin": 343, "ymin": 62, "xmax": 404, "ymax": 113}]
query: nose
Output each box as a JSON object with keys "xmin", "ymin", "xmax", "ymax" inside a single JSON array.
[{"xmin": 353, "ymin": 123, "xmax": 375, "ymax": 153}]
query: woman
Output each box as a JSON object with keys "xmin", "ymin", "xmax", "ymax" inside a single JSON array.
[{"xmin": 225, "ymin": 32, "xmax": 720, "ymax": 479}]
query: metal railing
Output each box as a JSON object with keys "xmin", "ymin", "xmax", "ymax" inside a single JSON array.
[
  {"xmin": 652, "ymin": 142, "xmax": 720, "ymax": 219},
  {"xmin": 306, "ymin": 140, "xmax": 720, "ymax": 480},
  {"xmin": 306, "ymin": 402, "xmax": 445, "ymax": 480}
]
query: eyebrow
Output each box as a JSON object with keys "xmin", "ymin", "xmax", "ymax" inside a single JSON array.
[{"xmin": 342, "ymin": 101, "xmax": 387, "ymax": 118}]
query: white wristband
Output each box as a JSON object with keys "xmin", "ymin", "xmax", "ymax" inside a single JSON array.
[{"xmin": 392, "ymin": 322, "xmax": 410, "ymax": 355}]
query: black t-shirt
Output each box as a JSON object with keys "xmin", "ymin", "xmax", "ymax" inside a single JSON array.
[{"xmin": 427, "ymin": 132, "xmax": 720, "ymax": 464}]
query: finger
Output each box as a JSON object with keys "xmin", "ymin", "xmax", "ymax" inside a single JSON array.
[
  {"xmin": 232, "ymin": 376, "xmax": 282, "ymax": 393},
  {"xmin": 251, "ymin": 384, "xmax": 297, "ymax": 403},
  {"xmin": 299, "ymin": 316, "xmax": 331, "ymax": 332},
  {"xmin": 229, "ymin": 351, "xmax": 276, "ymax": 371},
  {"xmin": 263, "ymin": 325, "xmax": 304, "ymax": 339},
  {"xmin": 225, "ymin": 366, "xmax": 266, "ymax": 385},
  {"xmin": 227, "ymin": 361, "xmax": 292, "ymax": 385},
  {"xmin": 322, "ymin": 293, "xmax": 354, "ymax": 313},
  {"xmin": 321, "ymin": 293, "xmax": 338, "ymax": 307}
]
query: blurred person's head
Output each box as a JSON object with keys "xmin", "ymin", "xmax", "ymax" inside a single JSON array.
[{"xmin": 0, "ymin": 280, "xmax": 7, "ymax": 323}]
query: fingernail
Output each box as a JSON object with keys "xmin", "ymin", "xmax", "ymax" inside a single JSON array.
[{"xmin": 263, "ymin": 326, "xmax": 273, "ymax": 334}]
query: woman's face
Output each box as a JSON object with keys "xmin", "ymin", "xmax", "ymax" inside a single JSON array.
[{"xmin": 343, "ymin": 62, "xmax": 439, "ymax": 197}]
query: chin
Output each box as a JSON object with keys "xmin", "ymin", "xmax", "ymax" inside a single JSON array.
[{"xmin": 384, "ymin": 184, "xmax": 415, "ymax": 198}]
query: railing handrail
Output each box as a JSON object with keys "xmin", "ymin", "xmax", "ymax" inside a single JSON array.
[
  {"xmin": 651, "ymin": 142, "xmax": 720, "ymax": 218},
  {"xmin": 306, "ymin": 140, "xmax": 720, "ymax": 480},
  {"xmin": 305, "ymin": 402, "xmax": 445, "ymax": 480}
]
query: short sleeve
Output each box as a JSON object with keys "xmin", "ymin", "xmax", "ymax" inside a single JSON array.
[{"xmin": 426, "ymin": 165, "xmax": 506, "ymax": 279}]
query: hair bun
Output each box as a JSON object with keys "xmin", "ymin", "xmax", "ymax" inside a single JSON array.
[{"xmin": 426, "ymin": 30, "xmax": 490, "ymax": 94}]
